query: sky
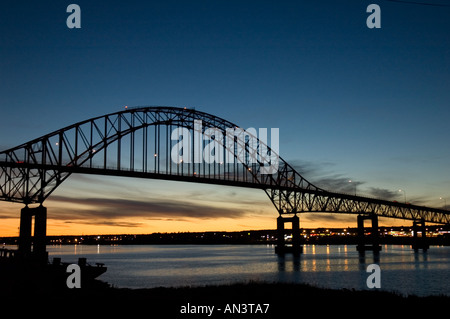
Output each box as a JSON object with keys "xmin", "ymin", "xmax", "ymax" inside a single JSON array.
[{"xmin": 0, "ymin": 0, "xmax": 449, "ymax": 236}]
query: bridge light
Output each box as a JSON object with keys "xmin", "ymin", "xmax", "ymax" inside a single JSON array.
[
  {"xmin": 154, "ymin": 153, "xmax": 158, "ymax": 157},
  {"xmin": 55, "ymin": 142, "xmax": 59, "ymax": 146}
]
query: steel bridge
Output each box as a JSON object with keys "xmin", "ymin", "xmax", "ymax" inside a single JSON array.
[{"xmin": 0, "ymin": 106, "xmax": 449, "ymax": 256}]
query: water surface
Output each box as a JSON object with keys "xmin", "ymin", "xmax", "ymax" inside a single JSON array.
[{"xmin": 46, "ymin": 244, "xmax": 450, "ymax": 296}]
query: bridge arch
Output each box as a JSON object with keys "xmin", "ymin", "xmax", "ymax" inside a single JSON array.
[
  {"xmin": 0, "ymin": 106, "xmax": 448, "ymax": 225},
  {"xmin": 0, "ymin": 106, "xmax": 317, "ymax": 207}
]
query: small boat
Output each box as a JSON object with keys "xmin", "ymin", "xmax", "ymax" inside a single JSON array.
[{"xmin": 0, "ymin": 248, "xmax": 107, "ymax": 289}]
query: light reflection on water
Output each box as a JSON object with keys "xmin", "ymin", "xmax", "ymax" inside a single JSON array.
[{"xmin": 42, "ymin": 244, "xmax": 450, "ymax": 296}]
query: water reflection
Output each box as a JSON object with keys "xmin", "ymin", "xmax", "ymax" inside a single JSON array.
[
  {"xmin": 293, "ymin": 255, "xmax": 300, "ymax": 271},
  {"xmin": 277, "ymin": 254, "xmax": 301, "ymax": 272},
  {"xmin": 357, "ymin": 250, "xmax": 380, "ymax": 266},
  {"xmin": 326, "ymin": 246, "xmax": 331, "ymax": 272},
  {"xmin": 43, "ymin": 244, "xmax": 450, "ymax": 296},
  {"xmin": 277, "ymin": 254, "xmax": 285, "ymax": 272},
  {"xmin": 414, "ymin": 249, "xmax": 429, "ymax": 269}
]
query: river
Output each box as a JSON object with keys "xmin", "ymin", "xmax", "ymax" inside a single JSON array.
[{"xmin": 45, "ymin": 244, "xmax": 450, "ymax": 297}]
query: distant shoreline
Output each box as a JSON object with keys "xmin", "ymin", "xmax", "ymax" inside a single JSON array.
[
  {"xmin": 2, "ymin": 240, "xmax": 450, "ymax": 247},
  {"xmin": 2, "ymin": 226, "xmax": 449, "ymax": 246}
]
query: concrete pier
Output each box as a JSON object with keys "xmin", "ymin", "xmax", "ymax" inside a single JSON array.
[
  {"xmin": 412, "ymin": 218, "xmax": 429, "ymax": 251},
  {"xmin": 275, "ymin": 214, "xmax": 302, "ymax": 255},
  {"xmin": 356, "ymin": 213, "xmax": 381, "ymax": 252},
  {"xmin": 18, "ymin": 205, "xmax": 48, "ymax": 263}
]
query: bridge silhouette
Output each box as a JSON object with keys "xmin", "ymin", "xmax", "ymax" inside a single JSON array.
[{"xmin": 1, "ymin": 106, "xmax": 449, "ymax": 258}]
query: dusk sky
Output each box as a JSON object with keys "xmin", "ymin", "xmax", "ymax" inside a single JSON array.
[{"xmin": 1, "ymin": 0, "xmax": 449, "ymax": 236}]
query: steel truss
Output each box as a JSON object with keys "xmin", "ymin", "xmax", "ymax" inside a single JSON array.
[{"xmin": 0, "ymin": 106, "xmax": 448, "ymax": 224}]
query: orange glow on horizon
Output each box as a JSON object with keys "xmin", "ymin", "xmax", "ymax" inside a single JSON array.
[
  {"xmin": 0, "ymin": 203, "xmax": 410, "ymax": 237},
  {"xmin": 0, "ymin": 178, "xmax": 415, "ymax": 238}
]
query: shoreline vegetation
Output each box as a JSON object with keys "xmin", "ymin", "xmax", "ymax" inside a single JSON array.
[
  {"xmin": 1, "ymin": 280, "xmax": 449, "ymax": 315},
  {"xmin": 2, "ymin": 229, "xmax": 449, "ymax": 314}
]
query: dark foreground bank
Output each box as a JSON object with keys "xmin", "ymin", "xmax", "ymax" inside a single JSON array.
[{"xmin": 1, "ymin": 280, "xmax": 448, "ymax": 317}]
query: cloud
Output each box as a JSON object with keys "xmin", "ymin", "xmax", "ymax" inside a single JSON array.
[
  {"xmin": 301, "ymin": 212, "xmax": 357, "ymax": 226},
  {"xmin": 286, "ymin": 158, "xmax": 414, "ymax": 202},
  {"xmin": 315, "ymin": 175, "xmax": 364, "ymax": 193},
  {"xmin": 366, "ymin": 187, "xmax": 398, "ymax": 200},
  {"xmin": 48, "ymin": 195, "xmax": 248, "ymax": 223},
  {"xmin": 0, "ymin": 212, "xmax": 16, "ymax": 219},
  {"xmin": 287, "ymin": 159, "xmax": 336, "ymax": 181},
  {"xmin": 286, "ymin": 159, "xmax": 363, "ymax": 193},
  {"xmin": 63, "ymin": 219, "xmax": 143, "ymax": 228}
]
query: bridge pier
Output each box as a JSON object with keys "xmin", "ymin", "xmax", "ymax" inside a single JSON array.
[
  {"xmin": 18, "ymin": 205, "xmax": 48, "ymax": 263},
  {"xmin": 356, "ymin": 213, "xmax": 381, "ymax": 253},
  {"xmin": 412, "ymin": 218, "xmax": 429, "ymax": 251},
  {"xmin": 275, "ymin": 214, "xmax": 302, "ymax": 255}
]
